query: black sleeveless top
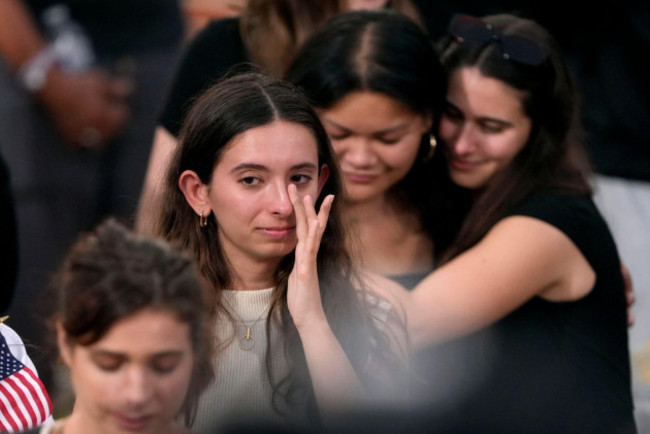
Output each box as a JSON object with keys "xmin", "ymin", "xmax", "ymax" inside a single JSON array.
[{"xmin": 413, "ymin": 192, "xmax": 636, "ymax": 433}]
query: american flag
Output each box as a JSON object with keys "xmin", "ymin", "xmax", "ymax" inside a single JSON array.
[{"xmin": 0, "ymin": 330, "xmax": 52, "ymax": 432}]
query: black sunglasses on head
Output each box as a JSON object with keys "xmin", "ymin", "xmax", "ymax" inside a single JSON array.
[{"xmin": 448, "ymin": 14, "xmax": 547, "ymax": 66}]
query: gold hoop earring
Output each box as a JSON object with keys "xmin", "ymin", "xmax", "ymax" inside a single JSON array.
[
  {"xmin": 199, "ymin": 211, "xmax": 208, "ymax": 228},
  {"xmin": 427, "ymin": 135, "xmax": 437, "ymax": 160}
]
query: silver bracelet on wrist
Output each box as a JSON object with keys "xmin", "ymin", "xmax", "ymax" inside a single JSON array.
[{"xmin": 17, "ymin": 46, "xmax": 57, "ymax": 93}]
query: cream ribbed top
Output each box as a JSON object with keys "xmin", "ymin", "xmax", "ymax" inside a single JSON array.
[
  {"xmin": 191, "ymin": 288, "xmax": 399, "ymax": 433},
  {"xmin": 191, "ymin": 288, "xmax": 301, "ymax": 433}
]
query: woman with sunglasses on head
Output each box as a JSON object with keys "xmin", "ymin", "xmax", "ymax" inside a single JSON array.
[
  {"xmin": 390, "ymin": 13, "xmax": 636, "ymax": 432},
  {"xmin": 35, "ymin": 218, "xmax": 214, "ymax": 434},
  {"xmin": 153, "ymin": 71, "xmax": 408, "ymax": 432}
]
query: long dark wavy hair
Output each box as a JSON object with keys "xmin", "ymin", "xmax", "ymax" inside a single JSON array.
[
  {"xmin": 286, "ymin": 9, "xmax": 447, "ymax": 251},
  {"xmin": 434, "ymin": 13, "xmax": 593, "ymax": 262},
  {"xmin": 156, "ymin": 72, "xmax": 404, "ymax": 419},
  {"xmin": 45, "ymin": 218, "xmax": 214, "ymax": 426}
]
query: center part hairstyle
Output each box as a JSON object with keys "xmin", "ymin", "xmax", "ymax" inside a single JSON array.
[
  {"xmin": 157, "ymin": 72, "xmax": 403, "ymax": 415},
  {"xmin": 434, "ymin": 13, "xmax": 594, "ymax": 261},
  {"xmin": 286, "ymin": 9, "xmax": 446, "ymax": 238},
  {"xmin": 45, "ymin": 218, "xmax": 213, "ymax": 426},
  {"xmin": 158, "ymin": 71, "xmax": 346, "ymax": 294}
]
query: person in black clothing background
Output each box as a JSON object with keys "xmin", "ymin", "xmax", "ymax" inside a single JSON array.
[{"xmin": 0, "ymin": 0, "xmax": 184, "ymax": 410}]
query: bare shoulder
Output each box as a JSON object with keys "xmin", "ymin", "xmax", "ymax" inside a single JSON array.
[
  {"xmin": 407, "ymin": 215, "xmax": 592, "ymax": 347},
  {"xmin": 485, "ymin": 215, "xmax": 585, "ymax": 268},
  {"xmin": 458, "ymin": 215, "xmax": 586, "ymax": 288}
]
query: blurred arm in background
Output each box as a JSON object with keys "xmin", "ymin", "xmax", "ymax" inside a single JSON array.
[{"xmin": 0, "ymin": 0, "xmax": 130, "ymax": 151}]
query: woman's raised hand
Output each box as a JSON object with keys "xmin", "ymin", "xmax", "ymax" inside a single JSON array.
[
  {"xmin": 287, "ymin": 185, "xmax": 363, "ymax": 409},
  {"xmin": 287, "ymin": 183, "xmax": 334, "ymax": 331}
]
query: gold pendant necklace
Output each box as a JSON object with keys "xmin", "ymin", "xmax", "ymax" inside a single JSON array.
[
  {"xmin": 223, "ymin": 297, "xmax": 271, "ymax": 351},
  {"xmin": 239, "ymin": 325, "xmax": 256, "ymax": 351}
]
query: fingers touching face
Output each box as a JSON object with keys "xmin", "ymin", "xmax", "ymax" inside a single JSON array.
[{"xmin": 179, "ymin": 120, "xmax": 330, "ymax": 264}]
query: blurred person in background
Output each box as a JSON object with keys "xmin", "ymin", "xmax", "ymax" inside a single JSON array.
[{"xmin": 0, "ymin": 0, "xmax": 184, "ymax": 399}]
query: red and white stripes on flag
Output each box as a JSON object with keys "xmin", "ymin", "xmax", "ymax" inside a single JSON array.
[{"xmin": 0, "ymin": 331, "xmax": 52, "ymax": 432}]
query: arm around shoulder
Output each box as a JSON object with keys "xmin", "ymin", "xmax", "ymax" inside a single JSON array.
[{"xmin": 407, "ymin": 215, "xmax": 595, "ymax": 349}]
